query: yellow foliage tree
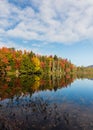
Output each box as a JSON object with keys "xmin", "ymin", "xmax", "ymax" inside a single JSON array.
[{"xmin": 32, "ymin": 57, "xmax": 40, "ymax": 72}]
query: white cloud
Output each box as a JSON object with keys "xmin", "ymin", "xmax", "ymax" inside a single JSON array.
[
  {"xmin": 0, "ymin": 40, "xmax": 16, "ymax": 48},
  {"xmin": 0, "ymin": 0, "xmax": 93, "ymax": 45},
  {"xmin": 0, "ymin": 39, "xmax": 28, "ymax": 51}
]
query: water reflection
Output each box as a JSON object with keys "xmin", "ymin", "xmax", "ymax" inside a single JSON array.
[
  {"xmin": 0, "ymin": 74, "xmax": 93, "ymax": 130},
  {"xmin": 0, "ymin": 74, "xmax": 75, "ymax": 100}
]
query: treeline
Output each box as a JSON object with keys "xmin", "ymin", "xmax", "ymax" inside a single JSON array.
[
  {"xmin": 76, "ymin": 66, "xmax": 93, "ymax": 74},
  {"xmin": 0, "ymin": 47, "xmax": 76, "ymax": 75}
]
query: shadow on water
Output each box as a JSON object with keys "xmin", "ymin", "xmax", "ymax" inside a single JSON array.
[{"xmin": 0, "ymin": 74, "xmax": 93, "ymax": 130}]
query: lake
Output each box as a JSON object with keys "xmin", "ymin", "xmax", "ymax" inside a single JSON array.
[{"xmin": 0, "ymin": 75, "xmax": 93, "ymax": 130}]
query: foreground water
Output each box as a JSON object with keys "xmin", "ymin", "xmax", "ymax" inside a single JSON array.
[{"xmin": 0, "ymin": 75, "xmax": 93, "ymax": 130}]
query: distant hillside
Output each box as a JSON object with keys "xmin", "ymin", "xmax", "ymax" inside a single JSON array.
[{"xmin": 87, "ymin": 65, "xmax": 93, "ymax": 68}]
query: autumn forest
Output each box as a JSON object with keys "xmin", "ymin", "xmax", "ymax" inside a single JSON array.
[{"xmin": 0, "ymin": 47, "xmax": 77, "ymax": 76}]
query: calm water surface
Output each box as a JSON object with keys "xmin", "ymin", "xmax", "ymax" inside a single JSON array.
[{"xmin": 0, "ymin": 75, "xmax": 93, "ymax": 130}]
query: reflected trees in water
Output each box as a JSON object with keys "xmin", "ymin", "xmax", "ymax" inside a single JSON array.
[{"xmin": 0, "ymin": 74, "xmax": 75, "ymax": 100}]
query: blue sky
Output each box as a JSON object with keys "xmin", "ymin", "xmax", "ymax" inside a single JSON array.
[{"xmin": 0, "ymin": 0, "xmax": 93, "ymax": 66}]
